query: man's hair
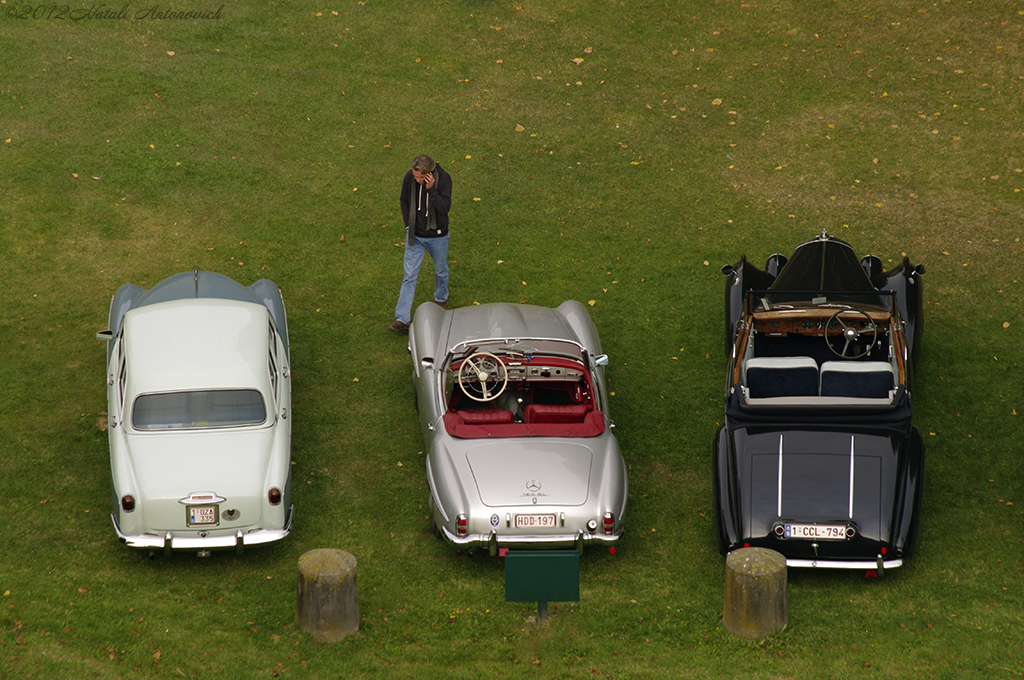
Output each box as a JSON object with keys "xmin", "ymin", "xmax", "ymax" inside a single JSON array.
[{"xmin": 411, "ymin": 154, "xmax": 436, "ymax": 173}]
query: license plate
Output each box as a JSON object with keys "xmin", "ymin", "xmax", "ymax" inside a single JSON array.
[
  {"xmin": 784, "ymin": 523, "xmax": 846, "ymax": 540},
  {"xmin": 515, "ymin": 514, "xmax": 556, "ymax": 529},
  {"xmin": 188, "ymin": 505, "xmax": 218, "ymax": 526}
]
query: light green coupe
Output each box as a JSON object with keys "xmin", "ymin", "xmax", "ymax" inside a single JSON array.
[{"xmin": 98, "ymin": 269, "xmax": 293, "ymax": 556}]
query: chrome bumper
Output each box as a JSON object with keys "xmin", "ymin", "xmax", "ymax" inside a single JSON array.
[
  {"xmin": 112, "ymin": 505, "xmax": 293, "ymax": 553},
  {"xmin": 440, "ymin": 526, "xmax": 622, "ymax": 553},
  {"xmin": 785, "ymin": 556, "xmax": 903, "ymax": 570}
]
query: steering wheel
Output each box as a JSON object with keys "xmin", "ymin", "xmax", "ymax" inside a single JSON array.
[
  {"xmin": 457, "ymin": 352, "xmax": 508, "ymax": 402},
  {"xmin": 825, "ymin": 309, "xmax": 878, "ymax": 359}
]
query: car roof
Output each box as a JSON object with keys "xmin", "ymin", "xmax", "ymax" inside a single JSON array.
[
  {"xmin": 447, "ymin": 303, "xmax": 581, "ymax": 349},
  {"xmin": 123, "ymin": 298, "xmax": 271, "ymax": 395}
]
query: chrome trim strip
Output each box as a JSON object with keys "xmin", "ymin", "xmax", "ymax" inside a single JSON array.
[
  {"xmin": 777, "ymin": 434, "xmax": 784, "ymax": 517},
  {"xmin": 848, "ymin": 435, "xmax": 856, "ymax": 519}
]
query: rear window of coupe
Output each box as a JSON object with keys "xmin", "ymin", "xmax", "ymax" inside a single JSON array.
[{"xmin": 132, "ymin": 389, "xmax": 267, "ymax": 430}]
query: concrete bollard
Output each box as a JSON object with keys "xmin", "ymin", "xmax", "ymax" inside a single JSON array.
[
  {"xmin": 296, "ymin": 549, "xmax": 359, "ymax": 642},
  {"xmin": 722, "ymin": 547, "xmax": 787, "ymax": 640}
]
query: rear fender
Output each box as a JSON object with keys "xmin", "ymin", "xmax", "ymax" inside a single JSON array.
[
  {"xmin": 713, "ymin": 425, "xmax": 741, "ymax": 554},
  {"xmin": 892, "ymin": 427, "xmax": 924, "ymax": 558}
]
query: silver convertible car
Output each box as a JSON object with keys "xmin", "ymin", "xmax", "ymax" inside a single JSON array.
[
  {"xmin": 97, "ymin": 269, "xmax": 293, "ymax": 555},
  {"xmin": 408, "ymin": 300, "xmax": 628, "ymax": 555}
]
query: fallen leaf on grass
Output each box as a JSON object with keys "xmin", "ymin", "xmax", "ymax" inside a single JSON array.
[
  {"xmin": 515, "ymin": 124, "xmax": 525, "ymax": 132},
  {"xmin": 587, "ymin": 300, "xmax": 596, "ymax": 306}
]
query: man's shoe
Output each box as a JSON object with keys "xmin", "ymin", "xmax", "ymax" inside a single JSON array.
[
  {"xmin": 387, "ymin": 320, "xmax": 410, "ymax": 333},
  {"xmin": 435, "ymin": 300, "xmax": 448, "ymax": 309}
]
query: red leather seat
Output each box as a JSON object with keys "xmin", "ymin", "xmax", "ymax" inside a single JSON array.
[
  {"xmin": 455, "ymin": 409, "xmax": 514, "ymax": 425},
  {"xmin": 524, "ymin": 403, "xmax": 590, "ymax": 424}
]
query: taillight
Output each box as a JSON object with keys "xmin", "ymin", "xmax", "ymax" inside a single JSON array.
[
  {"xmin": 121, "ymin": 494, "xmax": 135, "ymax": 512},
  {"xmin": 456, "ymin": 514, "xmax": 468, "ymax": 536},
  {"xmin": 268, "ymin": 487, "xmax": 282, "ymax": 505},
  {"xmin": 603, "ymin": 512, "xmax": 614, "ymax": 535}
]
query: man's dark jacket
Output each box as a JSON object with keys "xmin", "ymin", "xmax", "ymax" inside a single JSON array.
[{"xmin": 400, "ymin": 163, "xmax": 452, "ymax": 241}]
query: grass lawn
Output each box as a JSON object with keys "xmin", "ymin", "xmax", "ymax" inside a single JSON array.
[{"xmin": 1, "ymin": 1, "xmax": 1022, "ymax": 678}]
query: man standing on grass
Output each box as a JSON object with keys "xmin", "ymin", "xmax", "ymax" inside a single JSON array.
[{"xmin": 387, "ymin": 154, "xmax": 453, "ymax": 333}]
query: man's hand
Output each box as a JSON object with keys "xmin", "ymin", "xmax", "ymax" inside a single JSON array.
[{"xmin": 412, "ymin": 169, "xmax": 436, "ymax": 189}]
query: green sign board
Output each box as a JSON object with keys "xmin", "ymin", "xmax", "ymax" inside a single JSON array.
[{"xmin": 504, "ymin": 550, "xmax": 580, "ymax": 605}]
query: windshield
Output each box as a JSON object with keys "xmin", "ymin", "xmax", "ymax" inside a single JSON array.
[
  {"xmin": 449, "ymin": 338, "xmax": 585, "ymax": 363},
  {"xmin": 132, "ymin": 389, "xmax": 267, "ymax": 430}
]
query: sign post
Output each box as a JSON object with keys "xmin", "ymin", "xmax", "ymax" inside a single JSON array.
[{"xmin": 504, "ymin": 550, "xmax": 580, "ymax": 622}]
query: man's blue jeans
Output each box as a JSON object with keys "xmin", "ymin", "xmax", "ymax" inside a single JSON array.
[{"xmin": 394, "ymin": 233, "xmax": 449, "ymax": 324}]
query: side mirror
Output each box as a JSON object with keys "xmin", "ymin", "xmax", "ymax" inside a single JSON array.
[
  {"xmin": 721, "ymin": 264, "xmax": 735, "ymax": 276},
  {"xmin": 593, "ymin": 354, "xmax": 609, "ymax": 367},
  {"xmin": 96, "ymin": 329, "xmax": 113, "ymax": 341},
  {"xmin": 913, "ymin": 264, "xmax": 926, "ymax": 276}
]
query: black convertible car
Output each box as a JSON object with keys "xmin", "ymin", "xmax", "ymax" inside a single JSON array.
[{"xmin": 714, "ymin": 231, "xmax": 925, "ymax": 572}]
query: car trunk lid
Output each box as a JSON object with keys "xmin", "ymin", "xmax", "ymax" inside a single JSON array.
[
  {"xmin": 744, "ymin": 430, "xmax": 887, "ymax": 541},
  {"xmin": 466, "ymin": 441, "xmax": 593, "ymax": 507},
  {"xmin": 125, "ymin": 429, "xmax": 272, "ymax": 530}
]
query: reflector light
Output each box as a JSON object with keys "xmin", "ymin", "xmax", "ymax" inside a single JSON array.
[
  {"xmin": 602, "ymin": 512, "xmax": 614, "ymax": 535},
  {"xmin": 121, "ymin": 494, "xmax": 135, "ymax": 513},
  {"xmin": 743, "ymin": 543, "xmax": 751, "ymax": 548},
  {"xmin": 880, "ymin": 547, "xmax": 887, "ymax": 555},
  {"xmin": 609, "ymin": 547, "xmax": 616, "ymax": 555},
  {"xmin": 268, "ymin": 487, "xmax": 282, "ymax": 505},
  {"xmin": 456, "ymin": 514, "xmax": 468, "ymax": 536}
]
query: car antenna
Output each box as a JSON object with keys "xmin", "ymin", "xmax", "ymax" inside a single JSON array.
[{"xmin": 193, "ymin": 266, "xmax": 200, "ymax": 298}]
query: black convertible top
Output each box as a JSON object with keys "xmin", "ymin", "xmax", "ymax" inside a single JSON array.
[{"xmin": 724, "ymin": 388, "xmax": 914, "ymax": 438}]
